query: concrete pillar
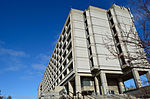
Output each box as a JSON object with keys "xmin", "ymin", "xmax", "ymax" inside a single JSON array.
[
  {"xmin": 75, "ymin": 75, "xmax": 81, "ymax": 95},
  {"xmin": 100, "ymin": 72, "xmax": 109, "ymax": 95},
  {"xmin": 94, "ymin": 76, "xmax": 100, "ymax": 95},
  {"xmin": 68, "ymin": 81, "xmax": 74, "ymax": 97},
  {"xmin": 132, "ymin": 69, "xmax": 142, "ymax": 88},
  {"xmin": 118, "ymin": 78, "xmax": 125, "ymax": 93},
  {"xmin": 146, "ymin": 70, "xmax": 150, "ymax": 85}
]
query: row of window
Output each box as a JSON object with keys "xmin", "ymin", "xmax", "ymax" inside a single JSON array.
[
  {"xmin": 83, "ymin": 11, "xmax": 95, "ymax": 68},
  {"xmin": 42, "ymin": 17, "xmax": 74, "ymax": 92},
  {"xmin": 107, "ymin": 10, "xmax": 126, "ymax": 66}
]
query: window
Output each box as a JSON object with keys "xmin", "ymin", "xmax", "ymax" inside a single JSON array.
[
  {"xmin": 67, "ymin": 33, "xmax": 71, "ymax": 42},
  {"xmin": 62, "ymin": 29, "xmax": 65, "ymax": 35},
  {"xmin": 63, "ymin": 35, "xmax": 66, "ymax": 42},
  {"xmin": 66, "ymin": 25, "xmax": 71, "ymax": 34},
  {"xmin": 90, "ymin": 57, "xmax": 94, "ymax": 67},
  {"xmin": 81, "ymin": 77, "xmax": 93, "ymax": 87},
  {"xmin": 87, "ymin": 37, "xmax": 91, "ymax": 46},
  {"xmin": 68, "ymin": 63, "xmax": 73, "ymax": 71},
  {"xmin": 112, "ymin": 27, "xmax": 117, "ymax": 34},
  {"xmin": 63, "ymin": 60, "xmax": 67, "ymax": 67},
  {"xmin": 60, "ymin": 75, "xmax": 62, "ymax": 80},
  {"xmin": 67, "ymin": 43, "xmax": 72, "ymax": 52},
  {"xmin": 85, "ymin": 20, "xmax": 88, "ymax": 27},
  {"xmin": 115, "ymin": 35, "xmax": 119, "ymax": 43},
  {"xmin": 117, "ymin": 44, "xmax": 123, "ymax": 53},
  {"xmin": 68, "ymin": 52, "xmax": 72, "ymax": 61},
  {"xmin": 107, "ymin": 11, "xmax": 112, "ymax": 17},
  {"xmin": 110, "ymin": 18, "xmax": 114, "ymax": 26},
  {"xmin": 88, "ymin": 47, "xmax": 92, "ymax": 55},
  {"xmin": 120, "ymin": 56, "xmax": 126, "ymax": 65},
  {"xmin": 86, "ymin": 28, "xmax": 89, "ymax": 35},
  {"xmin": 83, "ymin": 11, "xmax": 87, "ymax": 19},
  {"xmin": 63, "ymin": 70, "xmax": 67, "ymax": 76},
  {"xmin": 59, "ymin": 66, "xmax": 62, "ymax": 72},
  {"xmin": 66, "ymin": 18, "xmax": 70, "ymax": 27}
]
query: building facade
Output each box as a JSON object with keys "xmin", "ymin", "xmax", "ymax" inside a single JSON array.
[{"xmin": 37, "ymin": 4, "xmax": 150, "ymax": 99}]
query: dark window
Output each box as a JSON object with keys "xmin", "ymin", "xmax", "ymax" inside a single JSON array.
[
  {"xmin": 60, "ymin": 75, "xmax": 62, "ymax": 80},
  {"xmin": 107, "ymin": 11, "xmax": 112, "ymax": 17},
  {"xmin": 83, "ymin": 11, "xmax": 87, "ymax": 18},
  {"xmin": 112, "ymin": 27, "xmax": 117, "ymax": 34},
  {"xmin": 67, "ymin": 43, "xmax": 72, "ymax": 51},
  {"xmin": 85, "ymin": 20, "xmax": 88, "ymax": 26},
  {"xmin": 110, "ymin": 18, "xmax": 114, "ymax": 26},
  {"xmin": 81, "ymin": 77, "xmax": 93, "ymax": 87},
  {"xmin": 87, "ymin": 37, "xmax": 91, "ymax": 46},
  {"xmin": 120, "ymin": 56, "xmax": 126, "ymax": 65},
  {"xmin": 67, "ymin": 33, "xmax": 71, "ymax": 42},
  {"xmin": 63, "ymin": 60, "xmax": 67, "ymax": 67},
  {"xmin": 66, "ymin": 25, "xmax": 71, "ymax": 34},
  {"xmin": 89, "ymin": 47, "xmax": 92, "ymax": 55},
  {"xmin": 115, "ymin": 35, "xmax": 119, "ymax": 43},
  {"xmin": 63, "ymin": 70, "xmax": 67, "ymax": 76},
  {"xmin": 66, "ymin": 18, "xmax": 70, "ymax": 27},
  {"xmin": 68, "ymin": 63, "xmax": 73, "ymax": 71},
  {"xmin": 90, "ymin": 57, "xmax": 94, "ymax": 66},
  {"xmin": 117, "ymin": 44, "xmax": 123, "ymax": 53},
  {"xmin": 86, "ymin": 28, "xmax": 89, "ymax": 35}
]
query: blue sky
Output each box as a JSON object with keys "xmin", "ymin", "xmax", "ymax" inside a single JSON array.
[{"xmin": 0, "ymin": 0, "xmax": 133, "ymax": 99}]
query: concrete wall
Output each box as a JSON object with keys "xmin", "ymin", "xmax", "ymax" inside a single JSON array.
[
  {"xmin": 71, "ymin": 9, "xmax": 91, "ymax": 73},
  {"xmin": 88, "ymin": 6, "xmax": 121, "ymax": 70},
  {"xmin": 111, "ymin": 5, "xmax": 149, "ymax": 68}
]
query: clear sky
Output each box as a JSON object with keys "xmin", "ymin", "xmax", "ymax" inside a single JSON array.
[{"xmin": 0, "ymin": 0, "xmax": 131, "ymax": 99}]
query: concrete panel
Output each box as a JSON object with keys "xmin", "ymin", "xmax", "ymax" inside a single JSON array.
[
  {"xmin": 72, "ymin": 12, "xmax": 84, "ymax": 21},
  {"xmin": 95, "ymin": 44, "xmax": 115, "ymax": 55},
  {"xmin": 92, "ymin": 25, "xmax": 112, "ymax": 35},
  {"xmin": 117, "ymin": 16, "xmax": 132, "ymax": 25},
  {"xmin": 74, "ymin": 37, "xmax": 87, "ymax": 47},
  {"xmin": 120, "ymin": 23, "xmax": 133, "ymax": 33},
  {"xmin": 77, "ymin": 68, "xmax": 91, "ymax": 73},
  {"xmin": 73, "ymin": 21, "xmax": 85, "ymax": 29},
  {"xmin": 74, "ymin": 28, "xmax": 86, "ymax": 38},
  {"xmin": 114, "ymin": 7, "xmax": 130, "ymax": 18},
  {"xmin": 75, "ymin": 47, "xmax": 89, "ymax": 58},
  {"xmin": 98, "ymin": 55, "xmax": 121, "ymax": 70},
  {"xmin": 94, "ymin": 34, "xmax": 114, "ymax": 45},
  {"xmin": 76, "ymin": 57, "xmax": 91, "ymax": 73},
  {"xmin": 90, "ymin": 9, "xmax": 107, "ymax": 20},
  {"xmin": 91, "ymin": 17, "xmax": 109, "ymax": 27}
]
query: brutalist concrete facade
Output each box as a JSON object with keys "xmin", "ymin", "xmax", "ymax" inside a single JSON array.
[{"xmin": 37, "ymin": 4, "xmax": 150, "ymax": 99}]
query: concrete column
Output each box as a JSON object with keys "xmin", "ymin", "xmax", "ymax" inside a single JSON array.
[
  {"xmin": 132, "ymin": 69, "xmax": 142, "ymax": 88},
  {"xmin": 75, "ymin": 75, "xmax": 81, "ymax": 94},
  {"xmin": 94, "ymin": 76, "xmax": 100, "ymax": 95},
  {"xmin": 118, "ymin": 78, "xmax": 125, "ymax": 93},
  {"xmin": 100, "ymin": 72, "xmax": 109, "ymax": 95},
  {"xmin": 146, "ymin": 70, "xmax": 150, "ymax": 85},
  {"xmin": 68, "ymin": 81, "xmax": 74, "ymax": 97}
]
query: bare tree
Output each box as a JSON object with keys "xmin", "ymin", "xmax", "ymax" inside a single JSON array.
[
  {"xmin": 129, "ymin": 0, "xmax": 150, "ymax": 61},
  {"xmin": 103, "ymin": 0, "xmax": 150, "ymax": 68},
  {"xmin": 103, "ymin": 23, "xmax": 149, "ymax": 68},
  {"xmin": 103, "ymin": 0, "xmax": 150, "ymax": 97}
]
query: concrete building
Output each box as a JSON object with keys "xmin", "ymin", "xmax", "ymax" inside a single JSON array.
[{"xmin": 37, "ymin": 4, "xmax": 150, "ymax": 99}]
